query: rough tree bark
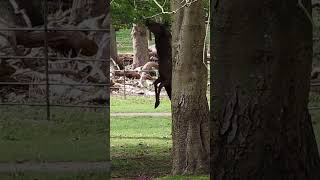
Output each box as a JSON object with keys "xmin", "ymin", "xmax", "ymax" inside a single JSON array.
[
  {"xmin": 132, "ymin": 23, "xmax": 149, "ymax": 69},
  {"xmin": 211, "ymin": 0, "xmax": 320, "ymax": 179},
  {"xmin": 313, "ymin": 2, "xmax": 320, "ymax": 78},
  {"xmin": 171, "ymin": 0, "xmax": 209, "ymax": 175}
]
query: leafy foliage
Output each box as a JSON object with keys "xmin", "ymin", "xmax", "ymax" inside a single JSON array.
[
  {"xmin": 111, "ymin": 0, "xmax": 171, "ymax": 29},
  {"xmin": 111, "ymin": 0, "xmax": 210, "ymax": 30}
]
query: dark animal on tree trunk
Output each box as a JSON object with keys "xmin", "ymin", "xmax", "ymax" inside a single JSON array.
[{"xmin": 145, "ymin": 20, "xmax": 172, "ymax": 108}]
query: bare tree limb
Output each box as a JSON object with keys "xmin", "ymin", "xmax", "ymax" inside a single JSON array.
[
  {"xmin": 145, "ymin": 0, "xmax": 199, "ymax": 19},
  {"xmin": 298, "ymin": 0, "xmax": 314, "ymax": 27}
]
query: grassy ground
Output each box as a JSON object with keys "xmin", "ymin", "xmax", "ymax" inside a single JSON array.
[
  {"xmin": 116, "ymin": 29, "xmax": 133, "ymax": 53},
  {"xmin": 111, "ymin": 116, "xmax": 172, "ymax": 179},
  {"xmin": 0, "ymin": 172, "xmax": 110, "ymax": 180},
  {"xmin": 310, "ymin": 92, "xmax": 320, "ymax": 107},
  {"xmin": 111, "ymin": 95, "xmax": 171, "ymax": 113},
  {"xmin": 109, "ymin": 94, "xmax": 320, "ymax": 179},
  {"xmin": 110, "ymin": 95, "xmax": 210, "ymax": 179},
  {"xmin": 156, "ymin": 176, "xmax": 209, "ymax": 180},
  {"xmin": 0, "ymin": 94, "xmax": 319, "ymax": 179},
  {"xmin": 0, "ymin": 107, "xmax": 109, "ymax": 162},
  {"xmin": 116, "ymin": 28, "xmax": 156, "ymax": 53},
  {"xmin": 310, "ymin": 93, "xmax": 320, "ymax": 143}
]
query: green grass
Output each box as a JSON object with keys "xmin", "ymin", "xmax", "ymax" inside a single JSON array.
[
  {"xmin": 116, "ymin": 28, "xmax": 209, "ymax": 54},
  {"xmin": 116, "ymin": 29, "xmax": 133, "ymax": 53},
  {"xmin": 0, "ymin": 172, "xmax": 110, "ymax": 180},
  {"xmin": 110, "ymin": 116, "xmax": 172, "ymax": 179},
  {"xmin": 109, "ymin": 94, "xmax": 320, "ymax": 179},
  {"xmin": 111, "ymin": 95, "xmax": 171, "ymax": 113},
  {"xmin": 156, "ymin": 176, "xmax": 209, "ymax": 180},
  {"xmin": 110, "ymin": 95, "xmax": 209, "ymax": 179},
  {"xmin": 0, "ymin": 94, "xmax": 319, "ymax": 180},
  {"xmin": 0, "ymin": 107, "xmax": 109, "ymax": 162},
  {"xmin": 311, "ymin": 109, "xmax": 320, "ymax": 145},
  {"xmin": 116, "ymin": 28, "xmax": 155, "ymax": 53},
  {"xmin": 310, "ymin": 92, "xmax": 320, "ymax": 107}
]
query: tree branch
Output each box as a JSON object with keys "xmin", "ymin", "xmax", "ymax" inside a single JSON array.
[
  {"xmin": 145, "ymin": 0, "xmax": 199, "ymax": 19},
  {"xmin": 298, "ymin": 0, "xmax": 314, "ymax": 27},
  {"xmin": 203, "ymin": 6, "xmax": 210, "ymax": 70}
]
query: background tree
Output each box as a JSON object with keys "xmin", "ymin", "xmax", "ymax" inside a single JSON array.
[
  {"xmin": 110, "ymin": 23, "xmax": 122, "ymax": 69},
  {"xmin": 312, "ymin": 1, "xmax": 320, "ymax": 78},
  {"xmin": 131, "ymin": 23, "xmax": 149, "ymax": 69},
  {"xmin": 171, "ymin": 0, "xmax": 209, "ymax": 175},
  {"xmin": 211, "ymin": 0, "xmax": 320, "ymax": 179},
  {"xmin": 111, "ymin": 0, "xmax": 170, "ymax": 29},
  {"xmin": 111, "ymin": 0, "xmax": 171, "ymax": 68}
]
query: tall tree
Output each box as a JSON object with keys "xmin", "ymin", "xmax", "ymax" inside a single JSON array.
[
  {"xmin": 111, "ymin": 0, "xmax": 171, "ymax": 29},
  {"xmin": 171, "ymin": 0, "xmax": 209, "ymax": 175},
  {"xmin": 111, "ymin": 0, "xmax": 171, "ymax": 69},
  {"xmin": 211, "ymin": 0, "xmax": 320, "ymax": 179}
]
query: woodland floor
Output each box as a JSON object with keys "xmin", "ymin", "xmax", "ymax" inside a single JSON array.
[
  {"xmin": 111, "ymin": 112, "xmax": 171, "ymax": 117},
  {"xmin": 0, "ymin": 162, "xmax": 111, "ymax": 172},
  {"xmin": 0, "ymin": 93, "xmax": 318, "ymax": 180},
  {"xmin": 110, "ymin": 93, "xmax": 320, "ymax": 180}
]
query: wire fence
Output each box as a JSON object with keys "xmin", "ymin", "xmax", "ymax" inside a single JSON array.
[
  {"xmin": 111, "ymin": 57, "xmax": 320, "ymax": 112},
  {"xmin": 0, "ymin": 0, "xmax": 109, "ymax": 121},
  {"xmin": 111, "ymin": 59, "xmax": 209, "ymax": 99},
  {"xmin": 111, "ymin": 69, "xmax": 160, "ymax": 98},
  {"xmin": 310, "ymin": 80, "xmax": 320, "ymax": 110}
]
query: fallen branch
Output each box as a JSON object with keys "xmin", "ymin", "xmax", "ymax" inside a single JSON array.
[
  {"xmin": 113, "ymin": 70, "xmax": 141, "ymax": 79},
  {"xmin": 15, "ymin": 31, "xmax": 98, "ymax": 56}
]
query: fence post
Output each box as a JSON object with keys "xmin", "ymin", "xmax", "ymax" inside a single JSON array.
[
  {"xmin": 123, "ymin": 68, "xmax": 126, "ymax": 99},
  {"xmin": 44, "ymin": 0, "xmax": 50, "ymax": 121}
]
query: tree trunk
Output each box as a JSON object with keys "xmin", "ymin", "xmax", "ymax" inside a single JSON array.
[
  {"xmin": 110, "ymin": 23, "xmax": 123, "ymax": 69},
  {"xmin": 132, "ymin": 23, "xmax": 149, "ymax": 69},
  {"xmin": 211, "ymin": 0, "xmax": 320, "ymax": 179},
  {"xmin": 313, "ymin": 4, "xmax": 320, "ymax": 69},
  {"xmin": 171, "ymin": 0, "xmax": 209, "ymax": 175}
]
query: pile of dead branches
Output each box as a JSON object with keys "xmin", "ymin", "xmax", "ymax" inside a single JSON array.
[{"xmin": 0, "ymin": 2, "xmax": 109, "ymax": 106}]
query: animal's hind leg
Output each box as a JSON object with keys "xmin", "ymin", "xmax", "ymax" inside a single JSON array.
[
  {"xmin": 164, "ymin": 85, "xmax": 171, "ymax": 100},
  {"xmin": 159, "ymin": 80, "xmax": 171, "ymax": 100},
  {"xmin": 155, "ymin": 82, "xmax": 165, "ymax": 108},
  {"xmin": 153, "ymin": 79, "xmax": 161, "ymax": 108}
]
